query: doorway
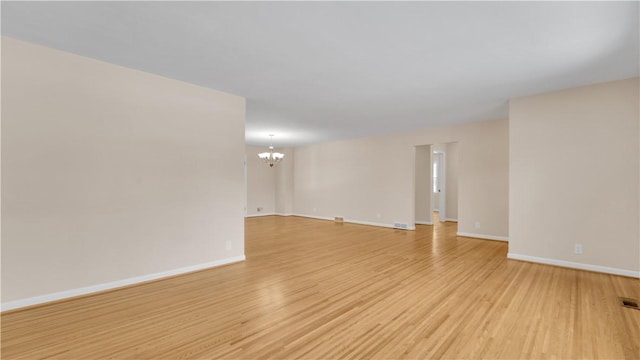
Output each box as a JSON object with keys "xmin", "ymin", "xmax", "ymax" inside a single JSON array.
[
  {"xmin": 414, "ymin": 142, "xmax": 459, "ymax": 226},
  {"xmin": 433, "ymin": 151, "xmax": 445, "ymax": 222},
  {"xmin": 433, "ymin": 142, "xmax": 459, "ymax": 223}
]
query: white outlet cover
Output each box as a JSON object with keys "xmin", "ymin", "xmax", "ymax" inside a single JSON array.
[{"xmin": 574, "ymin": 244, "xmax": 583, "ymax": 255}]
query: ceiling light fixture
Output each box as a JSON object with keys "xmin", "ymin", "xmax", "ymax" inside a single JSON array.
[{"xmin": 258, "ymin": 134, "xmax": 284, "ymax": 167}]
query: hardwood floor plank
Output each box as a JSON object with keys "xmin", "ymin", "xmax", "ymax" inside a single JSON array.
[{"xmin": 2, "ymin": 215, "xmax": 639, "ymax": 359}]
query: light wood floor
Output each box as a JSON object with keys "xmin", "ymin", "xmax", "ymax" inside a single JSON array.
[{"xmin": 2, "ymin": 216, "xmax": 639, "ymax": 359}]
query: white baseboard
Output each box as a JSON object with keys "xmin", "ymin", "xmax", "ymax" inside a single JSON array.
[
  {"xmin": 507, "ymin": 253, "xmax": 639, "ymax": 278},
  {"xmin": 274, "ymin": 213, "xmax": 293, "ymax": 216},
  {"xmin": 1, "ymin": 255, "xmax": 246, "ymax": 312},
  {"xmin": 292, "ymin": 213, "xmax": 334, "ymax": 222},
  {"xmin": 350, "ymin": 218, "xmax": 395, "ymax": 229},
  {"xmin": 292, "ymin": 214, "xmax": 415, "ymax": 230},
  {"xmin": 245, "ymin": 212, "xmax": 275, "ymax": 218},
  {"xmin": 357, "ymin": 219, "xmax": 415, "ymax": 230},
  {"xmin": 444, "ymin": 218, "xmax": 458, "ymax": 222},
  {"xmin": 457, "ymin": 232, "xmax": 508, "ymax": 242},
  {"xmin": 415, "ymin": 221, "xmax": 434, "ymax": 225}
]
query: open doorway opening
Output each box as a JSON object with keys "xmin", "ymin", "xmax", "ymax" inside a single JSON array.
[
  {"xmin": 432, "ymin": 150, "xmax": 445, "ymax": 221},
  {"xmin": 432, "ymin": 142, "xmax": 459, "ymax": 223},
  {"xmin": 415, "ymin": 142, "xmax": 459, "ymax": 227}
]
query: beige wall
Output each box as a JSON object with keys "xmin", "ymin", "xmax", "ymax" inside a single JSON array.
[
  {"xmin": 1, "ymin": 37, "xmax": 246, "ymax": 306},
  {"xmin": 445, "ymin": 142, "xmax": 459, "ymax": 221},
  {"xmin": 275, "ymin": 147, "xmax": 294, "ymax": 215},
  {"xmin": 414, "ymin": 145, "xmax": 432, "ymax": 224},
  {"xmin": 293, "ymin": 135, "xmax": 417, "ymax": 228},
  {"xmin": 245, "ymin": 146, "xmax": 293, "ymax": 216},
  {"xmin": 509, "ymin": 78, "xmax": 639, "ymax": 275},
  {"xmin": 293, "ymin": 119, "xmax": 509, "ymax": 238},
  {"xmin": 245, "ymin": 145, "xmax": 276, "ymax": 216}
]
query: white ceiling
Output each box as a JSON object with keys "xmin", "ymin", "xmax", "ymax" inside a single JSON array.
[{"xmin": 2, "ymin": 1, "xmax": 638, "ymax": 147}]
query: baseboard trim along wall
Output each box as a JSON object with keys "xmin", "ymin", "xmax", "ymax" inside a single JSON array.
[
  {"xmin": 245, "ymin": 212, "xmax": 276, "ymax": 218},
  {"xmin": 1, "ymin": 255, "xmax": 246, "ymax": 312},
  {"xmin": 291, "ymin": 213, "xmax": 334, "ymax": 222},
  {"xmin": 507, "ymin": 253, "xmax": 640, "ymax": 278},
  {"xmin": 292, "ymin": 214, "xmax": 416, "ymax": 230},
  {"xmin": 457, "ymin": 232, "xmax": 508, "ymax": 242},
  {"xmin": 415, "ymin": 221, "xmax": 434, "ymax": 225}
]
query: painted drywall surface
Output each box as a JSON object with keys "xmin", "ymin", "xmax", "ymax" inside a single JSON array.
[
  {"xmin": 293, "ymin": 119, "xmax": 509, "ymax": 237},
  {"xmin": 1, "ymin": 37, "xmax": 246, "ymax": 303},
  {"xmin": 454, "ymin": 121, "xmax": 509, "ymax": 237},
  {"xmin": 246, "ymin": 145, "xmax": 276, "ymax": 216},
  {"xmin": 293, "ymin": 135, "xmax": 416, "ymax": 227},
  {"xmin": 246, "ymin": 146, "xmax": 293, "ymax": 216},
  {"xmin": 414, "ymin": 145, "xmax": 432, "ymax": 224},
  {"xmin": 445, "ymin": 142, "xmax": 459, "ymax": 221},
  {"xmin": 275, "ymin": 147, "xmax": 294, "ymax": 215},
  {"xmin": 509, "ymin": 77, "xmax": 639, "ymax": 272}
]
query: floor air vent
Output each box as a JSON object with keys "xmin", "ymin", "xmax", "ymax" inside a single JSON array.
[
  {"xmin": 393, "ymin": 223, "xmax": 409, "ymax": 230},
  {"xmin": 620, "ymin": 297, "xmax": 640, "ymax": 310}
]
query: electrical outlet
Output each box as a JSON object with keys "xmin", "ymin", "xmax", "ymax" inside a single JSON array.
[
  {"xmin": 475, "ymin": 221, "xmax": 481, "ymax": 229},
  {"xmin": 574, "ymin": 244, "xmax": 583, "ymax": 255},
  {"xmin": 376, "ymin": 213, "xmax": 382, "ymax": 219},
  {"xmin": 313, "ymin": 207, "xmax": 317, "ymax": 213},
  {"xmin": 225, "ymin": 240, "xmax": 232, "ymax": 251}
]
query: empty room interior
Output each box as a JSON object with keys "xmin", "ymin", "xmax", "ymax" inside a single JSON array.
[{"xmin": 2, "ymin": 2, "xmax": 639, "ymax": 359}]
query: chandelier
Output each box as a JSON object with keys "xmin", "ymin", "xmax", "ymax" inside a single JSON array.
[{"xmin": 258, "ymin": 134, "xmax": 284, "ymax": 167}]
